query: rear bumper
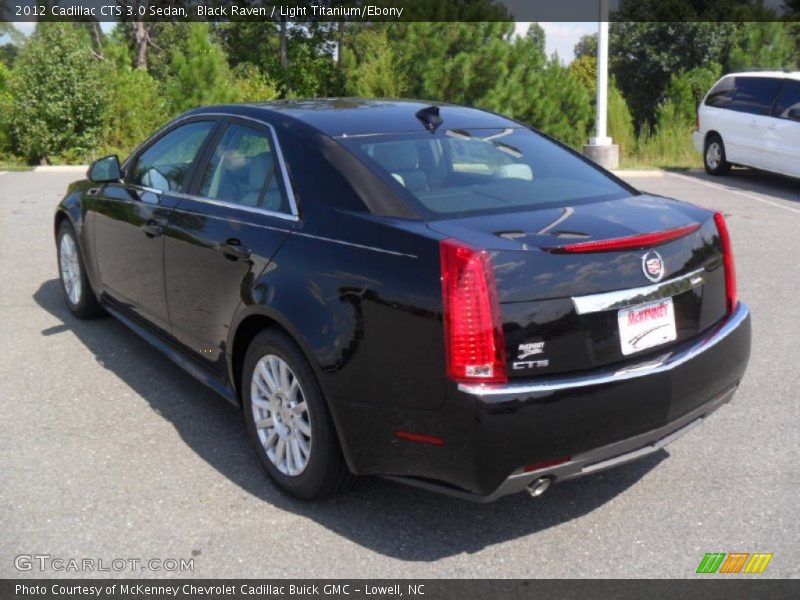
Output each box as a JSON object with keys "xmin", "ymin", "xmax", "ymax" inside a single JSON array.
[{"xmin": 389, "ymin": 302, "xmax": 751, "ymax": 501}]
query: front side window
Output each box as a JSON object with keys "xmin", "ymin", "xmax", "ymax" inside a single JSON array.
[
  {"xmin": 728, "ymin": 77, "xmax": 783, "ymax": 115},
  {"xmin": 131, "ymin": 121, "xmax": 215, "ymax": 192},
  {"xmin": 343, "ymin": 128, "xmax": 632, "ymax": 219},
  {"xmin": 771, "ymin": 80, "xmax": 800, "ymax": 120},
  {"xmin": 198, "ymin": 123, "xmax": 288, "ymax": 213}
]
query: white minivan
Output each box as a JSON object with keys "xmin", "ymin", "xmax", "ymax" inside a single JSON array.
[{"xmin": 693, "ymin": 71, "xmax": 800, "ymax": 178}]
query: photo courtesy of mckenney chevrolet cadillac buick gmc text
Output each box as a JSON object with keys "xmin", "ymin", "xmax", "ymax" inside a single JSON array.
[{"xmin": 53, "ymin": 99, "xmax": 750, "ymax": 501}]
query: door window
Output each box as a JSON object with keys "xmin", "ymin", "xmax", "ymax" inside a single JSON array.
[
  {"xmin": 770, "ymin": 80, "xmax": 800, "ymax": 120},
  {"xmin": 131, "ymin": 121, "xmax": 216, "ymax": 192},
  {"xmin": 705, "ymin": 77, "xmax": 735, "ymax": 108},
  {"xmin": 728, "ymin": 77, "xmax": 783, "ymax": 115},
  {"xmin": 197, "ymin": 123, "xmax": 289, "ymax": 214}
]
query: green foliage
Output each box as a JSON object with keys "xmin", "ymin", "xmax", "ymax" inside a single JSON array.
[
  {"xmin": 569, "ymin": 54, "xmax": 596, "ymax": 95},
  {"xmin": 165, "ymin": 23, "xmax": 233, "ymax": 113},
  {"xmin": 608, "ymin": 85, "xmax": 636, "ymax": 159},
  {"xmin": 610, "ymin": 22, "xmax": 737, "ymax": 128},
  {"xmin": 660, "ymin": 64, "xmax": 722, "ymax": 126},
  {"xmin": 729, "ymin": 22, "xmax": 797, "ymax": 71},
  {"xmin": 228, "ymin": 64, "xmax": 279, "ymax": 103},
  {"xmin": 342, "ymin": 26, "xmax": 405, "ymax": 98},
  {"xmin": 100, "ymin": 41, "xmax": 168, "ymax": 158},
  {"xmin": 574, "ymin": 34, "xmax": 598, "ymax": 60},
  {"xmin": 0, "ymin": 62, "xmax": 11, "ymax": 151},
  {"xmin": 8, "ymin": 24, "xmax": 107, "ymax": 163}
]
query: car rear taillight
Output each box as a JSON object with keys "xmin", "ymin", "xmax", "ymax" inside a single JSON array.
[
  {"xmin": 544, "ymin": 223, "xmax": 700, "ymax": 254},
  {"xmin": 440, "ymin": 239, "xmax": 507, "ymax": 384},
  {"xmin": 713, "ymin": 212, "xmax": 737, "ymax": 314}
]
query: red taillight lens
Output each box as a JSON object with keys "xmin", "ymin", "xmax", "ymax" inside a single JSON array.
[
  {"xmin": 440, "ymin": 239, "xmax": 507, "ymax": 384},
  {"xmin": 695, "ymin": 111, "xmax": 700, "ymax": 131},
  {"xmin": 713, "ymin": 212, "xmax": 737, "ymax": 314},
  {"xmin": 545, "ymin": 223, "xmax": 700, "ymax": 254}
]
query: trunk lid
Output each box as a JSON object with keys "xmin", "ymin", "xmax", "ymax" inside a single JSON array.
[{"xmin": 429, "ymin": 195, "xmax": 729, "ymax": 378}]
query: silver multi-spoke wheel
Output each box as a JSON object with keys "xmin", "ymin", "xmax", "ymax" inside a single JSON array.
[
  {"xmin": 59, "ymin": 233, "xmax": 82, "ymax": 305},
  {"xmin": 250, "ymin": 354, "xmax": 312, "ymax": 476},
  {"xmin": 706, "ymin": 142, "xmax": 721, "ymax": 170}
]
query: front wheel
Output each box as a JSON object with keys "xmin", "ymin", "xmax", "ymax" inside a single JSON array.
[
  {"xmin": 242, "ymin": 330, "xmax": 354, "ymax": 499},
  {"xmin": 704, "ymin": 135, "xmax": 731, "ymax": 176},
  {"xmin": 57, "ymin": 220, "xmax": 103, "ymax": 319}
]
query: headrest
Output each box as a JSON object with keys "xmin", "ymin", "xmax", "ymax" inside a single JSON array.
[{"xmin": 371, "ymin": 142, "xmax": 419, "ymax": 173}]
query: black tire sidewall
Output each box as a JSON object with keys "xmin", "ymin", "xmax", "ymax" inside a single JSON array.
[
  {"xmin": 57, "ymin": 221, "xmax": 95, "ymax": 316},
  {"xmin": 704, "ymin": 135, "xmax": 729, "ymax": 175},
  {"xmin": 242, "ymin": 330, "xmax": 340, "ymax": 499}
]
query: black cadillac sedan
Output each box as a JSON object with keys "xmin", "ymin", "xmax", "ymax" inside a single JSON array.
[{"xmin": 54, "ymin": 99, "xmax": 750, "ymax": 501}]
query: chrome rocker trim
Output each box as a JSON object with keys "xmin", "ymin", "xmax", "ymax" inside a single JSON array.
[{"xmin": 459, "ymin": 301, "xmax": 749, "ymax": 397}]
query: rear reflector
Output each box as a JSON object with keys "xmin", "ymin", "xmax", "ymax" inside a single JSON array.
[
  {"xmin": 713, "ymin": 212, "xmax": 737, "ymax": 314},
  {"xmin": 440, "ymin": 239, "xmax": 507, "ymax": 384},
  {"xmin": 394, "ymin": 430, "xmax": 445, "ymax": 447},
  {"xmin": 523, "ymin": 456, "xmax": 571, "ymax": 472},
  {"xmin": 545, "ymin": 223, "xmax": 701, "ymax": 253}
]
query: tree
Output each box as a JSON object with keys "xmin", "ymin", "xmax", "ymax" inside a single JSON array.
[
  {"xmin": 729, "ymin": 22, "xmax": 797, "ymax": 71},
  {"xmin": 574, "ymin": 34, "xmax": 598, "ymax": 59},
  {"xmin": 9, "ymin": 24, "xmax": 107, "ymax": 163},
  {"xmin": 165, "ymin": 23, "xmax": 233, "ymax": 113},
  {"xmin": 341, "ymin": 26, "xmax": 405, "ymax": 97}
]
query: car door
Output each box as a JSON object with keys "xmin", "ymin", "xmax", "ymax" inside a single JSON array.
[
  {"xmin": 764, "ymin": 79, "xmax": 800, "ymax": 177},
  {"xmin": 724, "ymin": 76, "xmax": 783, "ymax": 168},
  {"xmin": 163, "ymin": 117, "xmax": 296, "ymax": 376},
  {"xmin": 90, "ymin": 119, "xmax": 219, "ymax": 331}
]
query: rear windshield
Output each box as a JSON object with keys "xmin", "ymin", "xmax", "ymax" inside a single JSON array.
[{"xmin": 341, "ymin": 128, "xmax": 633, "ymax": 219}]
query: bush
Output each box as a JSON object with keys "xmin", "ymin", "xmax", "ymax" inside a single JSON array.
[
  {"xmin": 9, "ymin": 24, "xmax": 107, "ymax": 164},
  {"xmin": 228, "ymin": 63, "xmax": 279, "ymax": 103}
]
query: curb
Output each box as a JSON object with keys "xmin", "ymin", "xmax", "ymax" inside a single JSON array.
[
  {"xmin": 33, "ymin": 165, "xmax": 89, "ymax": 173},
  {"xmin": 610, "ymin": 169, "xmax": 665, "ymax": 178}
]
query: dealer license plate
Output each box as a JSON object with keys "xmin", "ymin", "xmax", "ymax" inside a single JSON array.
[{"xmin": 617, "ymin": 298, "xmax": 677, "ymax": 356}]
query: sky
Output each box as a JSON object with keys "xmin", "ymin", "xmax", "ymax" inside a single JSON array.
[{"xmin": 9, "ymin": 21, "xmax": 593, "ymax": 64}]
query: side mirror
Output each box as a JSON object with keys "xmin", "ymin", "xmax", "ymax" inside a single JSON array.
[
  {"xmin": 787, "ymin": 107, "xmax": 800, "ymax": 122},
  {"xmin": 88, "ymin": 155, "xmax": 122, "ymax": 183}
]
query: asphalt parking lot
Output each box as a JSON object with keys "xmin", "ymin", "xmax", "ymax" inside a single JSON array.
[{"xmin": 1, "ymin": 167, "xmax": 798, "ymax": 579}]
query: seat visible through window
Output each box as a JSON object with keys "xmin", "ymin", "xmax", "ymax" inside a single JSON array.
[{"xmin": 371, "ymin": 142, "xmax": 430, "ymax": 192}]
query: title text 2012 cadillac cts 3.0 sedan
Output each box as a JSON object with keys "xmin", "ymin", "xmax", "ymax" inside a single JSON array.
[{"xmin": 55, "ymin": 100, "xmax": 750, "ymax": 501}]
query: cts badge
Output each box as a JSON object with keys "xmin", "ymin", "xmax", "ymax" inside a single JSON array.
[{"xmin": 642, "ymin": 250, "xmax": 665, "ymax": 282}]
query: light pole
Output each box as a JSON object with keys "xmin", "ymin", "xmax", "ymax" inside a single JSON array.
[{"xmin": 583, "ymin": 0, "xmax": 619, "ymax": 169}]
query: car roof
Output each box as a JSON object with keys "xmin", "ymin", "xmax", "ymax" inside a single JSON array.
[
  {"xmin": 186, "ymin": 98, "xmax": 521, "ymax": 138},
  {"xmin": 721, "ymin": 71, "xmax": 800, "ymax": 81}
]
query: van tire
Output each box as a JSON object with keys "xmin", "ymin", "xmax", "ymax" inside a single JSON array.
[{"xmin": 704, "ymin": 134, "xmax": 731, "ymax": 176}]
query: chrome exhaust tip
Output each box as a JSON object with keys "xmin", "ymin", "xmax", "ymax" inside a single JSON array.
[{"xmin": 527, "ymin": 476, "xmax": 553, "ymax": 498}]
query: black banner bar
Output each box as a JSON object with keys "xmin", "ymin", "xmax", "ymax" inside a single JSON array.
[
  {"xmin": 2, "ymin": 580, "xmax": 800, "ymax": 600},
  {"xmin": 1, "ymin": 0, "xmax": 798, "ymax": 23}
]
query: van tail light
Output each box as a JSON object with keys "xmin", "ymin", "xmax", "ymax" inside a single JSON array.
[
  {"xmin": 713, "ymin": 212, "xmax": 737, "ymax": 314},
  {"xmin": 440, "ymin": 239, "xmax": 507, "ymax": 384},
  {"xmin": 695, "ymin": 110, "xmax": 700, "ymax": 131}
]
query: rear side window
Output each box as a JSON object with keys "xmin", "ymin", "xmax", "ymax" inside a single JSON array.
[
  {"xmin": 728, "ymin": 77, "xmax": 783, "ymax": 115},
  {"xmin": 343, "ymin": 128, "xmax": 632, "ymax": 219},
  {"xmin": 705, "ymin": 77, "xmax": 735, "ymax": 108},
  {"xmin": 771, "ymin": 80, "xmax": 800, "ymax": 120},
  {"xmin": 131, "ymin": 121, "xmax": 215, "ymax": 192},
  {"xmin": 197, "ymin": 123, "xmax": 289, "ymax": 213}
]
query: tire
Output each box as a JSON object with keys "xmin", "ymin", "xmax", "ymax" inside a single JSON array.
[
  {"xmin": 704, "ymin": 134, "xmax": 731, "ymax": 176},
  {"xmin": 56, "ymin": 220, "xmax": 104, "ymax": 319},
  {"xmin": 242, "ymin": 329, "xmax": 354, "ymax": 499}
]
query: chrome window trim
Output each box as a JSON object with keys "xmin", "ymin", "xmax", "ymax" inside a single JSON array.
[
  {"xmin": 458, "ymin": 302, "xmax": 748, "ymax": 397},
  {"xmin": 122, "ymin": 112, "xmax": 300, "ymax": 220},
  {"xmin": 571, "ymin": 268, "xmax": 706, "ymax": 315}
]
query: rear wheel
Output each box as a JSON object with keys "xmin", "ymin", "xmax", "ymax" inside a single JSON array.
[
  {"xmin": 57, "ymin": 220, "xmax": 103, "ymax": 319},
  {"xmin": 242, "ymin": 329, "xmax": 353, "ymax": 499},
  {"xmin": 704, "ymin": 134, "xmax": 731, "ymax": 176}
]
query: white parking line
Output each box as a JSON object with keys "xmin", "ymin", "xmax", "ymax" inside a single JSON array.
[{"xmin": 667, "ymin": 171, "xmax": 800, "ymax": 216}]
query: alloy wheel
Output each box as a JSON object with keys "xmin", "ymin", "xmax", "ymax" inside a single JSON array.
[
  {"xmin": 59, "ymin": 233, "xmax": 82, "ymax": 305},
  {"xmin": 250, "ymin": 354, "xmax": 312, "ymax": 476}
]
